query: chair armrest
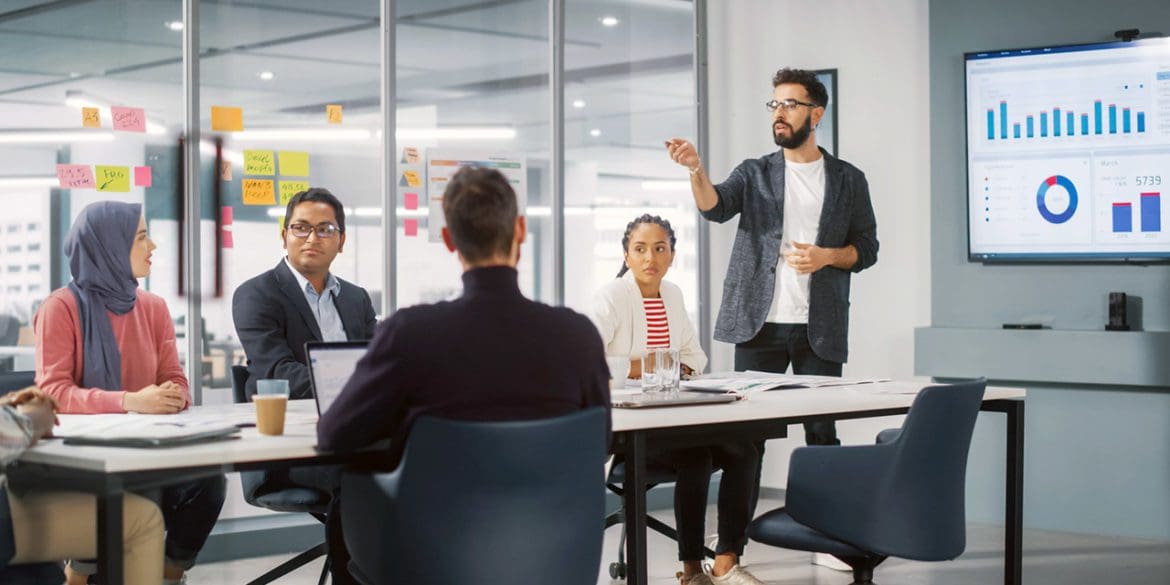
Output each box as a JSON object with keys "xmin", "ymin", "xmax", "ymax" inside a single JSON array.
[
  {"xmin": 785, "ymin": 443, "xmax": 895, "ymax": 545},
  {"xmin": 875, "ymin": 428, "xmax": 901, "ymax": 444}
]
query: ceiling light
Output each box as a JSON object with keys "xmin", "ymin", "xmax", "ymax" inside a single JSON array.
[
  {"xmin": 589, "ymin": 128, "xmax": 602, "ymax": 137},
  {"xmin": 0, "ymin": 176, "xmax": 59, "ymax": 189},
  {"xmin": 230, "ymin": 129, "xmax": 373, "ymax": 142},
  {"xmin": 572, "ymin": 99, "xmax": 586, "ymax": 109},
  {"xmin": 0, "ymin": 131, "xmax": 116, "ymax": 144},
  {"xmin": 258, "ymin": 71, "xmax": 275, "ymax": 81},
  {"xmin": 397, "ymin": 127, "xmax": 516, "ymax": 141},
  {"xmin": 68, "ymin": 72, "xmax": 81, "ymax": 78},
  {"xmin": 165, "ymin": 21, "xmax": 184, "ymax": 31},
  {"xmin": 600, "ymin": 16, "xmax": 620, "ymax": 27}
]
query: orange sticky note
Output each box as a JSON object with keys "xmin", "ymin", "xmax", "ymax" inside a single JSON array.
[
  {"xmin": 211, "ymin": 106, "xmax": 244, "ymax": 132},
  {"xmin": 402, "ymin": 170, "xmax": 421, "ymax": 187},
  {"xmin": 327, "ymin": 104, "xmax": 342, "ymax": 124},
  {"xmin": 242, "ymin": 179, "xmax": 275, "ymax": 205},
  {"xmin": 82, "ymin": 107, "xmax": 101, "ymax": 128},
  {"xmin": 404, "ymin": 219, "xmax": 418, "ymax": 237}
]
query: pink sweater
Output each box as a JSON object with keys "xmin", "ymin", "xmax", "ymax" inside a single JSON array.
[{"xmin": 33, "ymin": 287, "xmax": 190, "ymax": 414}]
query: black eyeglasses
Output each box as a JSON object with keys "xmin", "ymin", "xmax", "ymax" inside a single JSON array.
[
  {"xmin": 765, "ymin": 98, "xmax": 818, "ymax": 113},
  {"xmin": 287, "ymin": 223, "xmax": 341, "ymax": 239}
]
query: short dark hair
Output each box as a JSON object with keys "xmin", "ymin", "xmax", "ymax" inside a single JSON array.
[
  {"xmin": 772, "ymin": 68, "xmax": 828, "ymax": 108},
  {"xmin": 442, "ymin": 167, "xmax": 517, "ymax": 262},
  {"xmin": 283, "ymin": 187, "xmax": 346, "ymax": 233}
]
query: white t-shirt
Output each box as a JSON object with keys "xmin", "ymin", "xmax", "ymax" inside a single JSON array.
[{"xmin": 766, "ymin": 156, "xmax": 826, "ymax": 324}]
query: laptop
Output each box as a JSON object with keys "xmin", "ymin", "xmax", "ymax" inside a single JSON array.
[
  {"xmin": 612, "ymin": 391, "xmax": 739, "ymax": 409},
  {"xmin": 305, "ymin": 340, "xmax": 369, "ymax": 416}
]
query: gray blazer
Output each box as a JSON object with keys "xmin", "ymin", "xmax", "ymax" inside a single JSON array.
[{"xmin": 702, "ymin": 148, "xmax": 878, "ymax": 363}]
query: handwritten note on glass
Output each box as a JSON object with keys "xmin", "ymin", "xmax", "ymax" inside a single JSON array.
[
  {"xmin": 82, "ymin": 108, "xmax": 101, "ymax": 128},
  {"xmin": 111, "ymin": 107, "xmax": 146, "ymax": 133},
  {"xmin": 95, "ymin": 166, "xmax": 130, "ymax": 192},
  {"xmin": 56, "ymin": 164, "xmax": 95, "ymax": 189},
  {"xmin": 279, "ymin": 181, "xmax": 310, "ymax": 205},
  {"xmin": 244, "ymin": 150, "xmax": 275, "ymax": 175},
  {"xmin": 242, "ymin": 179, "xmax": 276, "ymax": 205}
]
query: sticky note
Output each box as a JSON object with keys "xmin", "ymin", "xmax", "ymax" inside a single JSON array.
[
  {"xmin": 278, "ymin": 151, "xmax": 310, "ymax": 177},
  {"xmin": 242, "ymin": 179, "xmax": 276, "ymax": 205},
  {"xmin": 211, "ymin": 106, "xmax": 244, "ymax": 132},
  {"xmin": 111, "ymin": 106, "xmax": 146, "ymax": 133},
  {"xmin": 56, "ymin": 164, "xmax": 95, "ymax": 189},
  {"xmin": 221, "ymin": 206, "xmax": 233, "ymax": 224},
  {"xmin": 327, "ymin": 104, "xmax": 343, "ymax": 124},
  {"xmin": 221, "ymin": 229, "xmax": 234, "ymax": 249},
  {"xmin": 82, "ymin": 107, "xmax": 101, "ymax": 128},
  {"xmin": 243, "ymin": 150, "xmax": 275, "ymax": 175},
  {"xmin": 279, "ymin": 181, "xmax": 310, "ymax": 205},
  {"xmin": 404, "ymin": 192, "xmax": 419, "ymax": 210},
  {"xmin": 220, "ymin": 160, "xmax": 233, "ymax": 181},
  {"xmin": 404, "ymin": 219, "xmax": 418, "ymax": 237},
  {"xmin": 133, "ymin": 166, "xmax": 152, "ymax": 187},
  {"xmin": 402, "ymin": 170, "xmax": 421, "ymax": 187},
  {"xmin": 278, "ymin": 215, "xmax": 285, "ymax": 234},
  {"xmin": 402, "ymin": 147, "xmax": 420, "ymax": 165},
  {"xmin": 95, "ymin": 166, "xmax": 130, "ymax": 192}
]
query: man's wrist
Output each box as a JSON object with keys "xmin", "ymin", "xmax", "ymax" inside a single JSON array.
[{"xmin": 688, "ymin": 161, "xmax": 702, "ymax": 175}]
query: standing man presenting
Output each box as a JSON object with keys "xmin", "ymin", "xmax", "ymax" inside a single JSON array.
[{"xmin": 665, "ymin": 67, "xmax": 878, "ymax": 449}]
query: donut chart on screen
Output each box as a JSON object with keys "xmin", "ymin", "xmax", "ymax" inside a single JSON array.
[{"xmin": 1036, "ymin": 174, "xmax": 1078, "ymax": 224}]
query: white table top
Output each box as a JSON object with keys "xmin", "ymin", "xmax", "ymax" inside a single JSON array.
[{"xmin": 17, "ymin": 381, "xmax": 1024, "ymax": 474}]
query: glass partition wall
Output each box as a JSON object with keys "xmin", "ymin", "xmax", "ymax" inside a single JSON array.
[{"xmin": 0, "ymin": 0, "xmax": 704, "ymax": 397}]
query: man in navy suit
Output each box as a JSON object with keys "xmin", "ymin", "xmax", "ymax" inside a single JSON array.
[{"xmin": 233, "ymin": 187, "xmax": 377, "ymax": 585}]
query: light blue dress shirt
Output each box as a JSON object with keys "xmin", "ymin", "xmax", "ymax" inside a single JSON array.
[{"xmin": 284, "ymin": 257, "xmax": 348, "ymax": 342}]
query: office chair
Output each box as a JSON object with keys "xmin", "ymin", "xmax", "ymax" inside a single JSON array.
[
  {"xmin": 230, "ymin": 365, "xmax": 331, "ymax": 585},
  {"xmin": 747, "ymin": 379, "xmax": 987, "ymax": 584},
  {"xmin": 340, "ymin": 408, "xmax": 608, "ymax": 585}
]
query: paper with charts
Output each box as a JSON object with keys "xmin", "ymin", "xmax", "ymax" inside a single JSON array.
[{"xmin": 426, "ymin": 149, "xmax": 526, "ymax": 243}]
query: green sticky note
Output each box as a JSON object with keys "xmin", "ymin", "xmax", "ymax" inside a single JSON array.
[
  {"xmin": 95, "ymin": 166, "xmax": 130, "ymax": 192},
  {"xmin": 278, "ymin": 151, "xmax": 310, "ymax": 177},
  {"xmin": 244, "ymin": 150, "xmax": 275, "ymax": 175},
  {"xmin": 279, "ymin": 181, "xmax": 310, "ymax": 205}
]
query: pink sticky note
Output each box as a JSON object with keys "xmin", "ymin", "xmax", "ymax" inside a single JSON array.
[
  {"xmin": 404, "ymin": 219, "xmax": 418, "ymax": 237},
  {"xmin": 221, "ymin": 229, "xmax": 234, "ymax": 249},
  {"xmin": 404, "ymin": 192, "xmax": 419, "ymax": 210},
  {"xmin": 56, "ymin": 164, "xmax": 95, "ymax": 189},
  {"xmin": 221, "ymin": 206, "xmax": 233, "ymax": 225},
  {"xmin": 134, "ymin": 166, "xmax": 152, "ymax": 187},
  {"xmin": 111, "ymin": 106, "xmax": 146, "ymax": 133}
]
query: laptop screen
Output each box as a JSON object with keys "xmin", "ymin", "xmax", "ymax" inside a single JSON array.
[{"xmin": 307, "ymin": 342, "xmax": 367, "ymax": 416}]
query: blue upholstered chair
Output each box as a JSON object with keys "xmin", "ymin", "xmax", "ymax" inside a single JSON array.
[
  {"xmin": 747, "ymin": 379, "xmax": 987, "ymax": 584},
  {"xmin": 340, "ymin": 408, "xmax": 608, "ymax": 585}
]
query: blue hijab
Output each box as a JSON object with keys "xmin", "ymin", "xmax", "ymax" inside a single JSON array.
[{"xmin": 63, "ymin": 201, "xmax": 142, "ymax": 391}]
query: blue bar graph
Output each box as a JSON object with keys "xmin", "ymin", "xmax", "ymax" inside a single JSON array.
[
  {"xmin": 1141, "ymin": 193, "xmax": 1161, "ymax": 232},
  {"xmin": 1040, "ymin": 112, "xmax": 1048, "ymax": 137},
  {"xmin": 1109, "ymin": 104, "xmax": 1117, "ymax": 134},
  {"xmin": 1123, "ymin": 108, "xmax": 1131, "ymax": 133},
  {"xmin": 1138, "ymin": 112, "xmax": 1146, "ymax": 133},
  {"xmin": 1013, "ymin": 123, "xmax": 1021, "ymax": 139},
  {"xmin": 1000, "ymin": 101, "xmax": 1008, "ymax": 139},
  {"xmin": 1026, "ymin": 116, "xmax": 1034, "ymax": 138},
  {"xmin": 1067, "ymin": 112, "xmax": 1074, "ymax": 136},
  {"xmin": 986, "ymin": 100, "xmax": 1146, "ymax": 141},
  {"xmin": 1054, "ymin": 108, "xmax": 1062, "ymax": 136},
  {"xmin": 1095, "ymin": 101, "xmax": 1103, "ymax": 134},
  {"xmin": 1113, "ymin": 203, "xmax": 1133, "ymax": 233},
  {"xmin": 1081, "ymin": 114, "xmax": 1089, "ymax": 136},
  {"xmin": 987, "ymin": 109, "xmax": 995, "ymax": 140}
]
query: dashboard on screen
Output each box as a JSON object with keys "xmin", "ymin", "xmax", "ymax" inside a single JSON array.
[{"xmin": 966, "ymin": 38, "xmax": 1170, "ymax": 262}]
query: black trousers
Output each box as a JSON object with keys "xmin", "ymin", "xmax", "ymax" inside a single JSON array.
[
  {"xmin": 649, "ymin": 441, "xmax": 759, "ymax": 561},
  {"xmin": 284, "ymin": 465, "xmax": 356, "ymax": 585},
  {"xmin": 735, "ymin": 323, "xmax": 843, "ymax": 517}
]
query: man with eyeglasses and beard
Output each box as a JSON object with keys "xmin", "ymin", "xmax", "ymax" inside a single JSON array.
[
  {"xmin": 233, "ymin": 187, "xmax": 377, "ymax": 585},
  {"xmin": 665, "ymin": 67, "xmax": 878, "ymax": 567}
]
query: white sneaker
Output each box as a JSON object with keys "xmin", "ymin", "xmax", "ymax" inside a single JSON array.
[
  {"xmin": 709, "ymin": 565, "xmax": 767, "ymax": 585},
  {"xmin": 812, "ymin": 552, "xmax": 852, "ymax": 571},
  {"xmin": 678, "ymin": 571, "xmax": 715, "ymax": 585}
]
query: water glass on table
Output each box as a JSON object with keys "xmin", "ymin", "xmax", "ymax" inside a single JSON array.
[
  {"xmin": 641, "ymin": 350, "xmax": 662, "ymax": 393},
  {"xmin": 656, "ymin": 348, "xmax": 681, "ymax": 393}
]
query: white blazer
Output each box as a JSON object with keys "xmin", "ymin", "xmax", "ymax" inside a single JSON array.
[{"xmin": 591, "ymin": 273, "xmax": 707, "ymax": 377}]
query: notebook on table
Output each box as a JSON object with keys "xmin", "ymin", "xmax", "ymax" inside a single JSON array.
[{"xmin": 612, "ymin": 391, "xmax": 739, "ymax": 409}]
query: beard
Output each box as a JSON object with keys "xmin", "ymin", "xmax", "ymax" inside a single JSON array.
[{"xmin": 773, "ymin": 115, "xmax": 813, "ymax": 149}]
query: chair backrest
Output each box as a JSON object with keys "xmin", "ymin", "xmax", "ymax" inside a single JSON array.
[
  {"xmin": 343, "ymin": 408, "xmax": 608, "ymax": 585},
  {"xmin": 0, "ymin": 371, "xmax": 35, "ymax": 394},
  {"xmin": 230, "ymin": 365, "xmax": 249, "ymax": 405},
  {"xmin": 861, "ymin": 379, "xmax": 986, "ymax": 560}
]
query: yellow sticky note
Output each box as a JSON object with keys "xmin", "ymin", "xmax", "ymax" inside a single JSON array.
[
  {"xmin": 242, "ymin": 179, "xmax": 275, "ymax": 205},
  {"xmin": 279, "ymin": 181, "xmax": 310, "ymax": 205},
  {"xmin": 278, "ymin": 214, "xmax": 285, "ymax": 234},
  {"xmin": 278, "ymin": 151, "xmax": 310, "ymax": 177},
  {"xmin": 327, "ymin": 104, "xmax": 342, "ymax": 124},
  {"xmin": 82, "ymin": 107, "xmax": 101, "ymax": 128},
  {"xmin": 402, "ymin": 170, "xmax": 421, "ymax": 187},
  {"xmin": 211, "ymin": 106, "xmax": 244, "ymax": 132},
  {"xmin": 244, "ymin": 150, "xmax": 275, "ymax": 175},
  {"xmin": 95, "ymin": 166, "xmax": 130, "ymax": 192}
]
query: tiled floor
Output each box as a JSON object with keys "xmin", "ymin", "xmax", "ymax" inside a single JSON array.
[{"xmin": 190, "ymin": 497, "xmax": 1170, "ymax": 584}]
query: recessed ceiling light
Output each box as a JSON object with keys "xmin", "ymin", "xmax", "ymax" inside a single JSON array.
[
  {"xmin": 258, "ymin": 71, "xmax": 275, "ymax": 81},
  {"xmin": 68, "ymin": 72, "xmax": 81, "ymax": 78},
  {"xmin": 572, "ymin": 99, "xmax": 586, "ymax": 109},
  {"xmin": 165, "ymin": 21, "xmax": 184, "ymax": 31},
  {"xmin": 600, "ymin": 16, "xmax": 619, "ymax": 27},
  {"xmin": 589, "ymin": 128, "xmax": 602, "ymax": 137}
]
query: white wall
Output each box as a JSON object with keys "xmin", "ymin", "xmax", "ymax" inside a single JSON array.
[{"xmin": 706, "ymin": 0, "xmax": 932, "ymax": 488}]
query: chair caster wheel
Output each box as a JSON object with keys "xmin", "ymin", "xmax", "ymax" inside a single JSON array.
[{"xmin": 609, "ymin": 561, "xmax": 627, "ymax": 579}]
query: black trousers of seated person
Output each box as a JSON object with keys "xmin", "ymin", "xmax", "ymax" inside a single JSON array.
[
  {"xmin": 282, "ymin": 465, "xmax": 355, "ymax": 585},
  {"xmin": 648, "ymin": 441, "xmax": 758, "ymax": 561}
]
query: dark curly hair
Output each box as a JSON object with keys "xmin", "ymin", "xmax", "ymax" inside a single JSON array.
[
  {"xmin": 617, "ymin": 214, "xmax": 677, "ymax": 277},
  {"xmin": 771, "ymin": 67, "xmax": 828, "ymax": 108}
]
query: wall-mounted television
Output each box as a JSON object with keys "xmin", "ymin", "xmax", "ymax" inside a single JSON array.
[{"xmin": 965, "ymin": 37, "xmax": 1170, "ymax": 262}]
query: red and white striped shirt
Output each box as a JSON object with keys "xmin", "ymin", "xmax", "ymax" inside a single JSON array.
[{"xmin": 643, "ymin": 298, "xmax": 671, "ymax": 349}]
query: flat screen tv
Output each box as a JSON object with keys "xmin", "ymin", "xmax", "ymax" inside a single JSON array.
[{"xmin": 965, "ymin": 37, "xmax": 1170, "ymax": 262}]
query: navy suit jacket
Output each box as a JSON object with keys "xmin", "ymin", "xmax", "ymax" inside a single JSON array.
[
  {"xmin": 233, "ymin": 260, "xmax": 377, "ymax": 399},
  {"xmin": 317, "ymin": 266, "xmax": 612, "ymax": 468}
]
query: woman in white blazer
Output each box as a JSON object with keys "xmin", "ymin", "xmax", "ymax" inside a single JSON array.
[{"xmin": 591, "ymin": 215, "xmax": 763, "ymax": 585}]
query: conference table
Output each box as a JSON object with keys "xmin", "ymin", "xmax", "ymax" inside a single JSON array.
[{"xmin": 10, "ymin": 380, "xmax": 1025, "ymax": 585}]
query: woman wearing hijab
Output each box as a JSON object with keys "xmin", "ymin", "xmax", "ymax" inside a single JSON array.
[{"xmin": 33, "ymin": 201, "xmax": 226, "ymax": 585}]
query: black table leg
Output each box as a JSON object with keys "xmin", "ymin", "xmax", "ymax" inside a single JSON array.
[
  {"xmin": 624, "ymin": 432, "xmax": 648, "ymax": 585},
  {"xmin": 96, "ymin": 487, "xmax": 123, "ymax": 585},
  {"xmin": 1004, "ymin": 400, "xmax": 1024, "ymax": 585}
]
